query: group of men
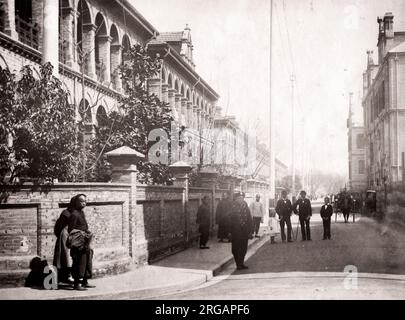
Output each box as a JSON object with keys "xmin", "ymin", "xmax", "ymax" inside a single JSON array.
[
  {"xmin": 197, "ymin": 189, "xmax": 336, "ymax": 270},
  {"xmin": 196, "ymin": 192, "xmax": 262, "ymax": 270},
  {"xmin": 276, "ymin": 190, "xmax": 333, "ymax": 242}
]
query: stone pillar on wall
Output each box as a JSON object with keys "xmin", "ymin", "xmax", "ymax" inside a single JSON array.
[
  {"xmin": 168, "ymin": 89, "xmax": 178, "ymax": 121},
  {"xmin": 181, "ymin": 98, "xmax": 188, "ymax": 127},
  {"xmin": 148, "ymin": 78, "xmax": 162, "ymax": 100},
  {"xmin": 110, "ymin": 44, "xmax": 122, "ymax": 92},
  {"xmin": 162, "ymin": 84, "xmax": 169, "ymax": 103},
  {"xmin": 175, "ymin": 94, "xmax": 183, "ymax": 125},
  {"xmin": 82, "ymin": 23, "xmax": 96, "ymax": 79},
  {"xmin": 169, "ymin": 161, "xmax": 192, "ymax": 242},
  {"xmin": 186, "ymin": 101, "xmax": 193, "ymax": 128},
  {"xmin": 106, "ymin": 146, "xmax": 146, "ymax": 265},
  {"xmin": 60, "ymin": 6, "xmax": 76, "ymax": 68},
  {"xmin": 192, "ymin": 105, "xmax": 198, "ymax": 131},
  {"xmin": 97, "ymin": 35, "xmax": 112, "ymax": 84}
]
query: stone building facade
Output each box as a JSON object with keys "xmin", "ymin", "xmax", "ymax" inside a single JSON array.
[
  {"xmin": 362, "ymin": 12, "xmax": 405, "ymax": 188},
  {"xmin": 0, "ymin": 0, "xmax": 219, "ymax": 165},
  {"xmin": 0, "ymin": 0, "xmax": 224, "ymax": 285},
  {"xmin": 348, "ymin": 95, "xmax": 367, "ymax": 191}
]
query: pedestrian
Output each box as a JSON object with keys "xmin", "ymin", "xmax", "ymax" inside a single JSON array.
[
  {"xmin": 53, "ymin": 196, "xmax": 75, "ymax": 285},
  {"xmin": 341, "ymin": 192, "xmax": 353, "ymax": 223},
  {"xmin": 293, "ymin": 190, "xmax": 312, "ymax": 241},
  {"xmin": 275, "ymin": 190, "xmax": 293, "ymax": 243},
  {"xmin": 230, "ymin": 192, "xmax": 252, "ymax": 270},
  {"xmin": 215, "ymin": 192, "xmax": 232, "ymax": 242},
  {"xmin": 268, "ymin": 208, "xmax": 280, "ymax": 244},
  {"xmin": 197, "ymin": 195, "xmax": 211, "ymax": 249},
  {"xmin": 67, "ymin": 194, "xmax": 95, "ymax": 291},
  {"xmin": 320, "ymin": 196, "xmax": 333, "ymax": 240},
  {"xmin": 249, "ymin": 194, "xmax": 264, "ymax": 238}
]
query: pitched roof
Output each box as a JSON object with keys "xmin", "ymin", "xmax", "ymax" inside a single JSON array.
[{"xmin": 157, "ymin": 32, "xmax": 183, "ymax": 43}]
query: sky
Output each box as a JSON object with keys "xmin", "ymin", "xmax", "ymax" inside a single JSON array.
[{"xmin": 132, "ymin": 0, "xmax": 405, "ymax": 177}]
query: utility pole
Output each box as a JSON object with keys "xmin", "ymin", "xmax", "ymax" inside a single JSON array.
[
  {"xmin": 291, "ymin": 73, "xmax": 296, "ymax": 201},
  {"xmin": 269, "ymin": 0, "xmax": 276, "ymax": 209}
]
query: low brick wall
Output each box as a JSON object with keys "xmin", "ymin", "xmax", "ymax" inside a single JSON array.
[
  {"xmin": 0, "ymin": 182, "xmax": 230, "ymax": 287},
  {"xmin": 0, "ymin": 183, "xmax": 133, "ymax": 286}
]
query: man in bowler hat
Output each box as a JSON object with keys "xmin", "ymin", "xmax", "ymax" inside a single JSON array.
[
  {"xmin": 275, "ymin": 190, "xmax": 293, "ymax": 242},
  {"xmin": 293, "ymin": 190, "xmax": 312, "ymax": 241}
]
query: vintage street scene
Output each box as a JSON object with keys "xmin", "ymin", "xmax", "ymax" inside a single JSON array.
[{"xmin": 1, "ymin": 0, "xmax": 405, "ymax": 302}]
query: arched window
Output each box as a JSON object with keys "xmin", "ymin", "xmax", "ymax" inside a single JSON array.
[
  {"xmin": 110, "ymin": 24, "xmax": 120, "ymax": 90},
  {"xmin": 168, "ymin": 74, "xmax": 173, "ymax": 89},
  {"xmin": 76, "ymin": 1, "xmax": 91, "ymax": 53},
  {"xmin": 96, "ymin": 105, "xmax": 108, "ymax": 127},
  {"xmin": 121, "ymin": 34, "xmax": 131, "ymax": 92},
  {"xmin": 95, "ymin": 13, "xmax": 107, "ymax": 81},
  {"xmin": 122, "ymin": 34, "xmax": 131, "ymax": 64},
  {"xmin": 79, "ymin": 99, "xmax": 92, "ymax": 124}
]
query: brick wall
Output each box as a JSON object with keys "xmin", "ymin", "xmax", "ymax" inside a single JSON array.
[
  {"xmin": 0, "ymin": 182, "xmax": 231, "ymax": 286},
  {"xmin": 0, "ymin": 183, "xmax": 133, "ymax": 286}
]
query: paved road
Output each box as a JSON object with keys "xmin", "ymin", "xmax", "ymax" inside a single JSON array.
[{"xmin": 143, "ymin": 202, "xmax": 405, "ymax": 299}]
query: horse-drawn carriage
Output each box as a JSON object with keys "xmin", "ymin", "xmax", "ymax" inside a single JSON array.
[{"xmin": 332, "ymin": 190, "xmax": 364, "ymax": 223}]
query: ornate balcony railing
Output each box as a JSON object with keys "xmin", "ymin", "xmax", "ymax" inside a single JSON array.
[{"xmin": 15, "ymin": 16, "xmax": 39, "ymax": 50}]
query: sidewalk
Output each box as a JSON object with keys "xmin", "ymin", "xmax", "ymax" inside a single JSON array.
[{"xmin": 0, "ymin": 227, "xmax": 269, "ymax": 300}]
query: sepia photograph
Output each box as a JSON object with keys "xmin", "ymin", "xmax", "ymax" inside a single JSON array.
[{"xmin": 0, "ymin": 0, "xmax": 405, "ymax": 306}]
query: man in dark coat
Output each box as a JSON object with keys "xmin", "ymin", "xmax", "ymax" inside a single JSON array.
[
  {"xmin": 230, "ymin": 192, "xmax": 252, "ymax": 270},
  {"xmin": 53, "ymin": 196, "xmax": 75, "ymax": 284},
  {"xmin": 293, "ymin": 190, "xmax": 312, "ymax": 241},
  {"xmin": 340, "ymin": 192, "xmax": 353, "ymax": 223},
  {"xmin": 67, "ymin": 194, "xmax": 95, "ymax": 290},
  {"xmin": 197, "ymin": 196, "xmax": 211, "ymax": 249},
  {"xmin": 275, "ymin": 190, "xmax": 293, "ymax": 242},
  {"xmin": 320, "ymin": 196, "xmax": 333, "ymax": 240},
  {"xmin": 215, "ymin": 192, "xmax": 232, "ymax": 242}
]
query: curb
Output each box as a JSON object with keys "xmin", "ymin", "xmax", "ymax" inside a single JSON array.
[
  {"xmin": 61, "ymin": 234, "xmax": 270, "ymax": 300},
  {"xmin": 57, "ymin": 273, "xmax": 209, "ymax": 300},
  {"xmin": 212, "ymin": 234, "xmax": 270, "ymax": 277}
]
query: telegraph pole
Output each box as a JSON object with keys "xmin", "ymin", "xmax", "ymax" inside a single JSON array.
[
  {"xmin": 291, "ymin": 73, "xmax": 296, "ymax": 201},
  {"xmin": 269, "ymin": 0, "xmax": 276, "ymax": 209}
]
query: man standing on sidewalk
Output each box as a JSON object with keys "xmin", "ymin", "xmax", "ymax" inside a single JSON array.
[
  {"xmin": 197, "ymin": 196, "xmax": 211, "ymax": 249},
  {"xmin": 230, "ymin": 192, "xmax": 252, "ymax": 270},
  {"xmin": 215, "ymin": 192, "xmax": 232, "ymax": 242},
  {"xmin": 275, "ymin": 190, "xmax": 293, "ymax": 243},
  {"xmin": 293, "ymin": 190, "xmax": 312, "ymax": 241},
  {"xmin": 250, "ymin": 194, "xmax": 264, "ymax": 238}
]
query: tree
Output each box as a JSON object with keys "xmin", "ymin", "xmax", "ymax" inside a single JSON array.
[
  {"xmin": 0, "ymin": 63, "xmax": 79, "ymax": 184},
  {"xmin": 277, "ymin": 175, "xmax": 303, "ymax": 194},
  {"xmin": 84, "ymin": 43, "xmax": 173, "ymax": 184}
]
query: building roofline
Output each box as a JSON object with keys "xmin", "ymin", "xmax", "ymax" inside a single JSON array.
[
  {"xmin": 118, "ymin": 0, "xmax": 159, "ymax": 36},
  {"xmin": 148, "ymin": 42, "xmax": 220, "ymax": 100}
]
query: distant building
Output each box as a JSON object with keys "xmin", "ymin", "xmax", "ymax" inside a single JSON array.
[
  {"xmin": 362, "ymin": 12, "xmax": 405, "ymax": 188},
  {"xmin": 347, "ymin": 94, "xmax": 367, "ymax": 191}
]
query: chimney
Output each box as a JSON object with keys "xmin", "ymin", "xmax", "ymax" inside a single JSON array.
[{"xmin": 377, "ymin": 13, "xmax": 395, "ymax": 64}]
